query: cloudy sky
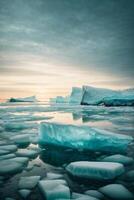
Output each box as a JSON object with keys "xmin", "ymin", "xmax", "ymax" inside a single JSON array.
[{"xmin": 0, "ymin": 0, "xmax": 134, "ymax": 100}]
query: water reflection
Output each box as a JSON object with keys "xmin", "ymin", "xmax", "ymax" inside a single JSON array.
[{"xmin": 39, "ymin": 145, "xmax": 101, "ymax": 167}]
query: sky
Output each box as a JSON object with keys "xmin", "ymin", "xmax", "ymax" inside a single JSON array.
[{"xmin": 0, "ymin": 0, "xmax": 134, "ymax": 101}]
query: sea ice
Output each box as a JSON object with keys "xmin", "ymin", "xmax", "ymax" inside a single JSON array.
[
  {"xmin": 69, "ymin": 87, "xmax": 83, "ymax": 104},
  {"xmin": 0, "ymin": 157, "xmax": 28, "ymax": 175},
  {"xmin": 102, "ymin": 154, "xmax": 134, "ymax": 165},
  {"xmin": 66, "ymin": 161, "xmax": 125, "ymax": 180},
  {"xmin": 46, "ymin": 172, "xmax": 64, "ymax": 180},
  {"xmin": 99, "ymin": 184, "xmax": 134, "ymax": 199},
  {"xmin": 9, "ymin": 95, "xmax": 37, "ymax": 102},
  {"xmin": 18, "ymin": 176, "xmax": 40, "ymax": 189},
  {"xmin": 84, "ymin": 190, "xmax": 104, "ymax": 199},
  {"xmin": 0, "ymin": 153, "xmax": 16, "ymax": 160},
  {"xmin": 0, "ymin": 144, "xmax": 17, "ymax": 153},
  {"xmin": 39, "ymin": 122, "xmax": 133, "ymax": 152},
  {"xmin": 38, "ymin": 179, "xmax": 70, "ymax": 200},
  {"xmin": 16, "ymin": 149, "xmax": 39, "ymax": 159}
]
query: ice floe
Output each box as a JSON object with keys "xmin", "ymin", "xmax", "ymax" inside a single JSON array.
[
  {"xmin": 18, "ymin": 176, "xmax": 40, "ymax": 189},
  {"xmin": 16, "ymin": 149, "xmax": 39, "ymax": 159},
  {"xmin": 0, "ymin": 157, "xmax": 28, "ymax": 175},
  {"xmin": 38, "ymin": 179, "xmax": 70, "ymax": 200},
  {"xmin": 102, "ymin": 154, "xmax": 134, "ymax": 165},
  {"xmin": 66, "ymin": 161, "xmax": 125, "ymax": 180},
  {"xmin": 99, "ymin": 183, "xmax": 134, "ymax": 199},
  {"xmin": 39, "ymin": 122, "xmax": 133, "ymax": 152}
]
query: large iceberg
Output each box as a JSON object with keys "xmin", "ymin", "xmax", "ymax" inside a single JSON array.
[
  {"xmin": 81, "ymin": 86, "xmax": 118, "ymax": 105},
  {"xmin": 39, "ymin": 122, "xmax": 133, "ymax": 153},
  {"xmin": 8, "ymin": 96, "xmax": 37, "ymax": 102},
  {"xmin": 69, "ymin": 87, "xmax": 83, "ymax": 104},
  {"xmin": 81, "ymin": 86, "xmax": 134, "ymax": 106}
]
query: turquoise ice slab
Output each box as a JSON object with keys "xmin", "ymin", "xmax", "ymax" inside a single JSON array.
[{"xmin": 39, "ymin": 122, "xmax": 133, "ymax": 153}]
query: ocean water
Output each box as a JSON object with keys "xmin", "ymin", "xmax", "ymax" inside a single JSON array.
[{"xmin": 0, "ymin": 102, "xmax": 134, "ymax": 199}]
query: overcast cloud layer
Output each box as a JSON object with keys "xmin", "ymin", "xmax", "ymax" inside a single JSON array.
[{"xmin": 0, "ymin": 0, "xmax": 134, "ymax": 100}]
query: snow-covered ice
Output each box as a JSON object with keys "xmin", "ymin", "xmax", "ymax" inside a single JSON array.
[
  {"xmin": 66, "ymin": 161, "xmax": 125, "ymax": 180},
  {"xmin": 99, "ymin": 184, "xmax": 134, "ymax": 199},
  {"xmin": 39, "ymin": 122, "xmax": 133, "ymax": 152}
]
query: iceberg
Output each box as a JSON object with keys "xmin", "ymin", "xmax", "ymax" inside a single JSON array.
[
  {"xmin": 8, "ymin": 95, "xmax": 37, "ymax": 102},
  {"xmin": 50, "ymin": 96, "xmax": 69, "ymax": 104},
  {"xmin": 81, "ymin": 86, "xmax": 134, "ymax": 106},
  {"xmin": 39, "ymin": 122, "xmax": 133, "ymax": 153},
  {"xmin": 69, "ymin": 87, "xmax": 83, "ymax": 104},
  {"xmin": 66, "ymin": 161, "xmax": 125, "ymax": 180},
  {"xmin": 81, "ymin": 86, "xmax": 118, "ymax": 105}
]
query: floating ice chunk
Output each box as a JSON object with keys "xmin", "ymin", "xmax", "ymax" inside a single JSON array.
[
  {"xmin": 0, "ymin": 157, "xmax": 28, "ymax": 175},
  {"xmin": 9, "ymin": 96, "xmax": 37, "ymax": 102},
  {"xmin": 39, "ymin": 122, "xmax": 133, "ymax": 153},
  {"xmin": 0, "ymin": 149, "xmax": 10, "ymax": 156},
  {"xmin": 69, "ymin": 87, "xmax": 83, "ymax": 104},
  {"xmin": 99, "ymin": 184, "xmax": 134, "ymax": 200},
  {"xmin": 0, "ymin": 153, "xmax": 16, "ymax": 160},
  {"xmin": 38, "ymin": 179, "xmax": 70, "ymax": 200},
  {"xmin": 11, "ymin": 134, "xmax": 31, "ymax": 147},
  {"xmin": 0, "ymin": 145, "xmax": 17, "ymax": 153},
  {"xmin": 46, "ymin": 172, "xmax": 64, "ymax": 180},
  {"xmin": 16, "ymin": 149, "xmax": 39, "ymax": 159},
  {"xmin": 11, "ymin": 157, "xmax": 29, "ymax": 164},
  {"xmin": 19, "ymin": 189, "xmax": 31, "ymax": 199},
  {"xmin": 66, "ymin": 161, "xmax": 125, "ymax": 180},
  {"xmin": 102, "ymin": 154, "xmax": 134, "ymax": 165},
  {"xmin": 84, "ymin": 190, "xmax": 104, "ymax": 199},
  {"xmin": 18, "ymin": 176, "xmax": 40, "ymax": 189},
  {"xmin": 5, "ymin": 122, "xmax": 37, "ymax": 131}
]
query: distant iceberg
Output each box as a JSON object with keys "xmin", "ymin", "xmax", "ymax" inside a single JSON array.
[
  {"xmin": 49, "ymin": 86, "xmax": 134, "ymax": 106},
  {"xmin": 9, "ymin": 96, "xmax": 37, "ymax": 102},
  {"xmin": 69, "ymin": 87, "xmax": 83, "ymax": 104},
  {"xmin": 39, "ymin": 122, "xmax": 133, "ymax": 153},
  {"xmin": 50, "ymin": 96, "xmax": 69, "ymax": 104},
  {"xmin": 81, "ymin": 86, "xmax": 134, "ymax": 106}
]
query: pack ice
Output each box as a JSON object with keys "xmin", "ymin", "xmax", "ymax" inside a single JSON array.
[
  {"xmin": 66, "ymin": 161, "xmax": 124, "ymax": 180},
  {"xmin": 39, "ymin": 122, "xmax": 133, "ymax": 152}
]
